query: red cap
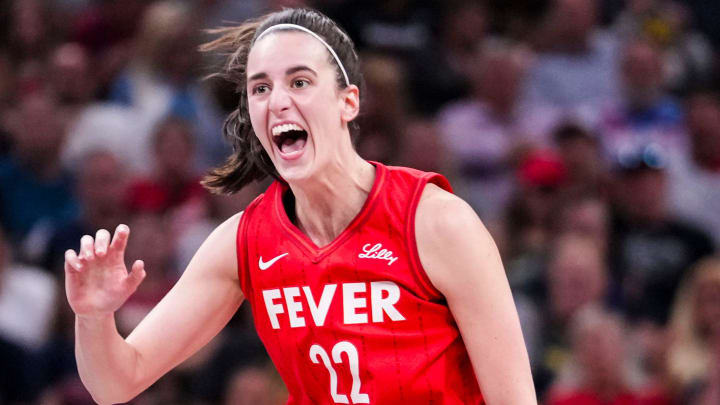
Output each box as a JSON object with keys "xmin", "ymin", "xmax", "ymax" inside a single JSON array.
[{"xmin": 517, "ymin": 149, "xmax": 567, "ymax": 188}]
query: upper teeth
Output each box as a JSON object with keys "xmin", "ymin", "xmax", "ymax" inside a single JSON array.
[{"xmin": 272, "ymin": 123, "xmax": 303, "ymax": 136}]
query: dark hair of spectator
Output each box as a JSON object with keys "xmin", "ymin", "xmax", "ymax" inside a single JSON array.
[
  {"xmin": 552, "ymin": 121, "xmax": 597, "ymax": 145},
  {"xmin": 200, "ymin": 8, "xmax": 364, "ymax": 194}
]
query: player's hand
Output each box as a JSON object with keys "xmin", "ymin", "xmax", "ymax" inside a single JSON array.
[{"xmin": 64, "ymin": 225, "xmax": 146, "ymax": 319}]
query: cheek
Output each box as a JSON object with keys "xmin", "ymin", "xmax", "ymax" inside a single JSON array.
[
  {"xmin": 248, "ymin": 101, "xmax": 269, "ymax": 143},
  {"xmin": 248, "ymin": 101, "xmax": 263, "ymax": 128}
]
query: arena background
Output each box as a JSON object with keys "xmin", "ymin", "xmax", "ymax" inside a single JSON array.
[{"xmin": 1, "ymin": 0, "xmax": 719, "ymax": 404}]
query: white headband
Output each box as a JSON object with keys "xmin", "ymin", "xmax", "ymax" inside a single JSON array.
[{"xmin": 255, "ymin": 23, "xmax": 350, "ymax": 87}]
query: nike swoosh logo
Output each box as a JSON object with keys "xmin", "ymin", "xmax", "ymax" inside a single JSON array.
[{"xmin": 259, "ymin": 253, "xmax": 288, "ymax": 270}]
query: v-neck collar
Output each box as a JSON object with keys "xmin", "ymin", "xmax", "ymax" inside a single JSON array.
[{"xmin": 272, "ymin": 161, "xmax": 387, "ymax": 263}]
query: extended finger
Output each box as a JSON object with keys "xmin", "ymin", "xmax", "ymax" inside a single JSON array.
[
  {"xmin": 125, "ymin": 260, "xmax": 146, "ymax": 291},
  {"xmin": 79, "ymin": 235, "xmax": 95, "ymax": 261},
  {"xmin": 109, "ymin": 224, "xmax": 130, "ymax": 259},
  {"xmin": 95, "ymin": 229, "xmax": 111, "ymax": 257},
  {"xmin": 65, "ymin": 249, "xmax": 83, "ymax": 272}
]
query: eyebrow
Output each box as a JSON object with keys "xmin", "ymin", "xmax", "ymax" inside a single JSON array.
[{"xmin": 247, "ymin": 65, "xmax": 318, "ymax": 82}]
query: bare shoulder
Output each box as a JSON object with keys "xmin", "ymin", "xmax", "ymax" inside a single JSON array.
[
  {"xmin": 189, "ymin": 211, "xmax": 244, "ymax": 281},
  {"xmin": 415, "ymin": 183, "xmax": 498, "ymax": 294},
  {"xmin": 416, "ymin": 185, "xmax": 537, "ymax": 404},
  {"xmin": 416, "ymin": 183, "xmax": 493, "ymax": 250},
  {"xmin": 215, "ymin": 211, "xmax": 243, "ymax": 237}
]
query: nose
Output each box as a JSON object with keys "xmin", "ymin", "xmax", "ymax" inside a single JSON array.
[{"xmin": 268, "ymin": 85, "xmax": 292, "ymax": 116}]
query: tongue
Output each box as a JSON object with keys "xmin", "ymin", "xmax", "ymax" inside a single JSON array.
[{"xmin": 280, "ymin": 136, "xmax": 306, "ymax": 154}]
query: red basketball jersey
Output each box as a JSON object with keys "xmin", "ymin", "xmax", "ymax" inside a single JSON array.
[{"xmin": 236, "ymin": 162, "xmax": 484, "ymax": 404}]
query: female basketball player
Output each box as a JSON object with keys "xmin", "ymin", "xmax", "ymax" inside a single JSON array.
[{"xmin": 64, "ymin": 8, "xmax": 536, "ymax": 404}]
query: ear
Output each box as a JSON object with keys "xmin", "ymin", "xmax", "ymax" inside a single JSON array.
[{"xmin": 339, "ymin": 84, "xmax": 360, "ymax": 124}]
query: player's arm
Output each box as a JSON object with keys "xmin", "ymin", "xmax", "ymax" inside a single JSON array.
[
  {"xmin": 65, "ymin": 213, "xmax": 244, "ymax": 405},
  {"xmin": 415, "ymin": 185, "xmax": 537, "ymax": 405}
]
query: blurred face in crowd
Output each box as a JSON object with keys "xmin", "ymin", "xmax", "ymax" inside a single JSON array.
[
  {"xmin": 548, "ymin": 0, "xmax": 598, "ymax": 45},
  {"xmin": 556, "ymin": 134, "xmax": 604, "ymax": 184},
  {"xmin": 399, "ymin": 120, "xmax": 445, "ymax": 173},
  {"xmin": 160, "ymin": 25, "xmax": 201, "ymax": 83},
  {"xmin": 247, "ymin": 31, "xmax": 358, "ymax": 183},
  {"xmin": 694, "ymin": 272, "xmax": 720, "ymax": 339},
  {"xmin": 558, "ymin": 197, "xmax": 609, "ymax": 252},
  {"xmin": 621, "ymin": 40, "xmax": 664, "ymax": 108},
  {"xmin": 11, "ymin": 0, "xmax": 47, "ymax": 52},
  {"xmin": 78, "ymin": 151, "xmax": 127, "ymax": 220},
  {"xmin": 51, "ymin": 43, "xmax": 95, "ymax": 105},
  {"xmin": 613, "ymin": 168, "xmax": 667, "ymax": 223},
  {"xmin": 10, "ymin": 92, "xmax": 65, "ymax": 165},
  {"xmin": 475, "ymin": 50, "xmax": 526, "ymax": 115},
  {"xmin": 574, "ymin": 313, "xmax": 626, "ymax": 386},
  {"xmin": 361, "ymin": 54, "xmax": 405, "ymax": 120},
  {"xmin": 549, "ymin": 234, "xmax": 608, "ymax": 321},
  {"xmin": 153, "ymin": 119, "xmax": 196, "ymax": 179}
]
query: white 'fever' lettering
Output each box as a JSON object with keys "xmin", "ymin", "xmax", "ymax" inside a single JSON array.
[
  {"xmin": 343, "ymin": 283, "xmax": 368, "ymax": 324},
  {"xmin": 262, "ymin": 281, "xmax": 405, "ymax": 329},
  {"xmin": 303, "ymin": 285, "xmax": 336, "ymax": 326}
]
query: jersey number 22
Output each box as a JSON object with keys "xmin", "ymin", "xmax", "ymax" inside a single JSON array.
[{"xmin": 310, "ymin": 341, "xmax": 370, "ymax": 404}]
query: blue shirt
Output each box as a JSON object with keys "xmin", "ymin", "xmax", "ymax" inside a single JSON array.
[{"xmin": 0, "ymin": 157, "xmax": 79, "ymax": 242}]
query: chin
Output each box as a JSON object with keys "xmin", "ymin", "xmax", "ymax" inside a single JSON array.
[{"xmin": 275, "ymin": 156, "xmax": 317, "ymax": 184}]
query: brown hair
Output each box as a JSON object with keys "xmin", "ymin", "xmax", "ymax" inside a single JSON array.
[
  {"xmin": 667, "ymin": 257, "xmax": 720, "ymax": 388},
  {"xmin": 200, "ymin": 8, "xmax": 363, "ymax": 194}
]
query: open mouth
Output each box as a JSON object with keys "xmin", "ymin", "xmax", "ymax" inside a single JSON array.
[{"xmin": 272, "ymin": 123, "xmax": 308, "ymax": 157}]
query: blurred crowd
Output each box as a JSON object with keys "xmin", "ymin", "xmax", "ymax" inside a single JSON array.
[{"xmin": 0, "ymin": 0, "xmax": 719, "ymax": 404}]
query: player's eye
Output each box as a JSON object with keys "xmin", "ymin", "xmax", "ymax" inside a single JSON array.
[
  {"xmin": 292, "ymin": 79, "xmax": 310, "ymax": 89},
  {"xmin": 252, "ymin": 84, "xmax": 270, "ymax": 95}
]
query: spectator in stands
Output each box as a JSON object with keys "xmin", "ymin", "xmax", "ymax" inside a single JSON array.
[
  {"xmin": 49, "ymin": 42, "xmax": 103, "ymax": 144},
  {"xmin": 330, "ymin": 0, "xmax": 437, "ymax": 56},
  {"xmin": 6, "ymin": 0, "xmax": 53, "ymax": 61},
  {"xmin": 50, "ymin": 42, "xmax": 96, "ymax": 109},
  {"xmin": 612, "ymin": 0, "xmax": 714, "ymax": 94},
  {"xmin": 555, "ymin": 193, "xmax": 610, "ymax": 255},
  {"xmin": 516, "ymin": 233, "xmax": 610, "ymax": 397},
  {"xmin": 0, "ymin": 91, "xmax": 78, "ymax": 257},
  {"xmin": 596, "ymin": 38, "xmax": 687, "ymax": 162},
  {"xmin": 553, "ymin": 123, "xmax": 609, "ymax": 195},
  {"xmin": 126, "ymin": 116, "xmax": 207, "ymax": 215},
  {"xmin": 354, "ymin": 53, "xmax": 405, "ymax": 166},
  {"xmin": 609, "ymin": 143, "xmax": 715, "ymax": 325},
  {"xmin": 504, "ymin": 149, "xmax": 567, "ymax": 259},
  {"xmin": 108, "ymin": 0, "xmax": 226, "ymax": 170},
  {"xmin": 669, "ymin": 90, "xmax": 720, "ymax": 245},
  {"xmin": 0, "ymin": 226, "xmax": 45, "ymax": 403},
  {"xmin": 43, "ymin": 149, "xmax": 128, "ymax": 273},
  {"xmin": 0, "ymin": 227, "xmax": 57, "ymax": 354},
  {"xmin": 437, "ymin": 41, "xmax": 556, "ymax": 224},
  {"xmin": 408, "ymin": 0, "xmax": 488, "ymax": 115},
  {"xmin": 545, "ymin": 307, "xmax": 646, "ymax": 405},
  {"xmin": 688, "ymin": 337, "xmax": 720, "ymax": 405},
  {"xmin": 667, "ymin": 257, "xmax": 720, "ymax": 402},
  {"xmin": 522, "ymin": 0, "xmax": 621, "ymax": 113}
]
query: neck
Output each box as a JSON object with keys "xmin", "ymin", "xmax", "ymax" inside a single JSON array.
[{"xmin": 288, "ymin": 153, "xmax": 375, "ymax": 247}]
